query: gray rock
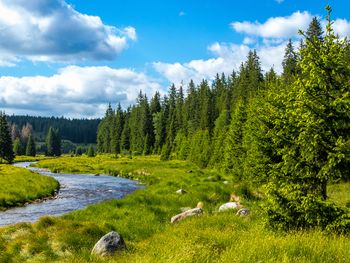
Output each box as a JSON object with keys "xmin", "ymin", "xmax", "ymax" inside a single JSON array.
[
  {"xmin": 91, "ymin": 231, "xmax": 126, "ymax": 256},
  {"xmin": 236, "ymin": 208, "xmax": 250, "ymax": 216},
  {"xmin": 218, "ymin": 202, "xmax": 240, "ymax": 212},
  {"xmin": 180, "ymin": 207, "xmax": 192, "ymax": 212},
  {"xmin": 176, "ymin": 189, "xmax": 187, "ymax": 194},
  {"xmin": 171, "ymin": 207, "xmax": 203, "ymax": 223}
]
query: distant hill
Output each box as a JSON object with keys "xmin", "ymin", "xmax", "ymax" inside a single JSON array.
[{"xmin": 8, "ymin": 115, "xmax": 100, "ymax": 144}]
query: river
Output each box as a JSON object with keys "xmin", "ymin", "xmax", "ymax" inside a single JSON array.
[{"xmin": 0, "ymin": 162, "xmax": 142, "ymax": 227}]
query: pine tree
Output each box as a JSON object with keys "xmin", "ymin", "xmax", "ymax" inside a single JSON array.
[
  {"xmin": 306, "ymin": 16, "xmax": 324, "ymax": 42},
  {"xmin": 13, "ymin": 138, "xmax": 23, "ymax": 156},
  {"xmin": 0, "ymin": 112, "xmax": 14, "ymax": 163},
  {"xmin": 25, "ymin": 134, "xmax": 36, "ymax": 156},
  {"xmin": 264, "ymin": 7, "xmax": 350, "ymax": 232},
  {"xmin": 46, "ymin": 127, "xmax": 61, "ymax": 156},
  {"xmin": 87, "ymin": 146, "xmax": 95, "ymax": 157},
  {"xmin": 282, "ymin": 39, "xmax": 298, "ymax": 83}
]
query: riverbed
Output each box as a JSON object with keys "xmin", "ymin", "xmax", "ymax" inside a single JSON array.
[{"xmin": 0, "ymin": 162, "xmax": 141, "ymax": 226}]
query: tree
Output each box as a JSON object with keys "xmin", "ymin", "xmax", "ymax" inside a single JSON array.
[
  {"xmin": 13, "ymin": 138, "xmax": 23, "ymax": 156},
  {"xmin": 46, "ymin": 127, "xmax": 61, "ymax": 157},
  {"xmin": 264, "ymin": 7, "xmax": 350, "ymax": 232},
  {"xmin": 306, "ymin": 16, "xmax": 324, "ymax": 42},
  {"xmin": 25, "ymin": 135, "xmax": 36, "ymax": 156},
  {"xmin": 282, "ymin": 39, "xmax": 298, "ymax": 84},
  {"xmin": 0, "ymin": 112, "xmax": 14, "ymax": 163},
  {"xmin": 87, "ymin": 146, "xmax": 95, "ymax": 157}
]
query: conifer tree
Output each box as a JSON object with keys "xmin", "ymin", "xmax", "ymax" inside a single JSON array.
[
  {"xmin": 282, "ymin": 39, "xmax": 298, "ymax": 83},
  {"xmin": 0, "ymin": 112, "xmax": 14, "ymax": 163},
  {"xmin": 13, "ymin": 138, "xmax": 23, "ymax": 156},
  {"xmin": 25, "ymin": 134, "xmax": 36, "ymax": 156},
  {"xmin": 264, "ymin": 7, "xmax": 350, "ymax": 232}
]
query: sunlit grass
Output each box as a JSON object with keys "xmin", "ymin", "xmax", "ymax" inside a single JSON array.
[
  {"xmin": 0, "ymin": 155, "xmax": 349, "ymax": 262},
  {"xmin": 0, "ymin": 165, "xmax": 59, "ymax": 210}
]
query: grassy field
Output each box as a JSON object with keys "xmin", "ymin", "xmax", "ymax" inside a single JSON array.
[
  {"xmin": 0, "ymin": 165, "xmax": 59, "ymax": 210},
  {"xmin": 0, "ymin": 155, "xmax": 349, "ymax": 262}
]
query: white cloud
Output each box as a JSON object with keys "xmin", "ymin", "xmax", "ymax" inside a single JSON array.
[
  {"xmin": 275, "ymin": 0, "xmax": 284, "ymax": 4},
  {"xmin": 333, "ymin": 18, "xmax": 350, "ymax": 38},
  {"xmin": 0, "ymin": 66, "xmax": 162, "ymax": 118},
  {"xmin": 179, "ymin": 11, "xmax": 186, "ymax": 17},
  {"xmin": 231, "ymin": 11, "xmax": 313, "ymax": 38},
  {"xmin": 153, "ymin": 42, "xmax": 287, "ymax": 85},
  {"xmin": 0, "ymin": 0, "xmax": 136, "ymax": 64}
]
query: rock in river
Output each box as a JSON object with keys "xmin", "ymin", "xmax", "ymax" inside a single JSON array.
[{"xmin": 92, "ymin": 231, "xmax": 126, "ymax": 256}]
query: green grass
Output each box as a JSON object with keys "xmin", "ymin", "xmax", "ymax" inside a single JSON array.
[
  {"xmin": 0, "ymin": 155, "xmax": 349, "ymax": 262},
  {"xmin": 0, "ymin": 165, "xmax": 59, "ymax": 210},
  {"xmin": 14, "ymin": 155, "xmax": 53, "ymax": 163}
]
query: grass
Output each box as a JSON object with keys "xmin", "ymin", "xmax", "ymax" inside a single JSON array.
[
  {"xmin": 0, "ymin": 164, "xmax": 59, "ymax": 210},
  {"xmin": 14, "ymin": 155, "xmax": 53, "ymax": 163},
  {"xmin": 0, "ymin": 155, "xmax": 349, "ymax": 262}
]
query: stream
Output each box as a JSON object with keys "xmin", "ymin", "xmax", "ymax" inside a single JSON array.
[{"xmin": 0, "ymin": 162, "xmax": 142, "ymax": 227}]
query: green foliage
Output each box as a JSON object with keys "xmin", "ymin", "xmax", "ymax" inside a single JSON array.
[
  {"xmin": 87, "ymin": 146, "xmax": 95, "ymax": 157},
  {"xmin": 262, "ymin": 7, "xmax": 350, "ymax": 232},
  {"xmin": 45, "ymin": 127, "xmax": 61, "ymax": 157},
  {"xmin": 25, "ymin": 134, "xmax": 36, "ymax": 157},
  {"xmin": 13, "ymin": 138, "xmax": 23, "ymax": 156},
  {"xmin": 0, "ymin": 112, "xmax": 14, "ymax": 164}
]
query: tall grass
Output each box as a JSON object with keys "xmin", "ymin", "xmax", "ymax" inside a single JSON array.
[
  {"xmin": 0, "ymin": 155, "xmax": 349, "ymax": 262},
  {"xmin": 0, "ymin": 165, "xmax": 59, "ymax": 210}
]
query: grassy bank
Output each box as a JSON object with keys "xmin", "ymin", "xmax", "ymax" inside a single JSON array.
[
  {"xmin": 0, "ymin": 165, "xmax": 59, "ymax": 210},
  {"xmin": 0, "ymin": 155, "xmax": 349, "ymax": 262}
]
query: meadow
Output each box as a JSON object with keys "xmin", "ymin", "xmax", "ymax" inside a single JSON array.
[
  {"xmin": 0, "ymin": 155, "xmax": 349, "ymax": 262},
  {"xmin": 0, "ymin": 164, "xmax": 59, "ymax": 211}
]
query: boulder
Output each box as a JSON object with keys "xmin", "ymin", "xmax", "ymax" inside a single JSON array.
[
  {"xmin": 176, "ymin": 189, "xmax": 187, "ymax": 194},
  {"xmin": 218, "ymin": 202, "xmax": 240, "ymax": 212},
  {"xmin": 171, "ymin": 207, "xmax": 203, "ymax": 224},
  {"xmin": 236, "ymin": 208, "xmax": 250, "ymax": 216},
  {"xmin": 91, "ymin": 231, "xmax": 126, "ymax": 257}
]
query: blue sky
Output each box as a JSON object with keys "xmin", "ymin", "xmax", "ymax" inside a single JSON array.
[{"xmin": 0, "ymin": 0, "xmax": 349, "ymax": 118}]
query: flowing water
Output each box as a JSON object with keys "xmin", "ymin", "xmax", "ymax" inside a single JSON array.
[{"xmin": 0, "ymin": 162, "xmax": 142, "ymax": 226}]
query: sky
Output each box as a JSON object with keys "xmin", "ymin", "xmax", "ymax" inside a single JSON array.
[{"xmin": 0, "ymin": 0, "xmax": 349, "ymax": 118}]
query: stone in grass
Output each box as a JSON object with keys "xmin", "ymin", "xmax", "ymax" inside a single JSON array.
[
  {"xmin": 91, "ymin": 231, "xmax": 126, "ymax": 257},
  {"xmin": 218, "ymin": 202, "xmax": 241, "ymax": 212},
  {"xmin": 236, "ymin": 208, "xmax": 250, "ymax": 216},
  {"xmin": 171, "ymin": 208, "xmax": 203, "ymax": 224},
  {"xmin": 176, "ymin": 189, "xmax": 187, "ymax": 194}
]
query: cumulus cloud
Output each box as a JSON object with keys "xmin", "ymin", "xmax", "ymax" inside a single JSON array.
[
  {"xmin": 231, "ymin": 11, "xmax": 313, "ymax": 38},
  {"xmin": 153, "ymin": 42, "xmax": 286, "ymax": 85},
  {"xmin": 0, "ymin": 66, "xmax": 162, "ymax": 118},
  {"xmin": 0, "ymin": 0, "xmax": 136, "ymax": 64}
]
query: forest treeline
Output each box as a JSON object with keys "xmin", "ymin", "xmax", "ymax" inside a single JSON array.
[
  {"xmin": 97, "ymin": 10, "xmax": 350, "ymax": 232},
  {"xmin": 8, "ymin": 115, "xmax": 99, "ymax": 144}
]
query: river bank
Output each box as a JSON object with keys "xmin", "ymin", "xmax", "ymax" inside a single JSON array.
[{"xmin": 0, "ymin": 162, "xmax": 141, "ymax": 226}]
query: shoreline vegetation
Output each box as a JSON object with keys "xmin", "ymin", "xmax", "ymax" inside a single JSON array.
[
  {"xmin": 0, "ymin": 164, "xmax": 59, "ymax": 211},
  {"xmin": 0, "ymin": 155, "xmax": 349, "ymax": 262}
]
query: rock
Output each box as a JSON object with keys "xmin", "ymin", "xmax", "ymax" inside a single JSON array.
[
  {"xmin": 218, "ymin": 202, "xmax": 240, "ymax": 212},
  {"xmin": 180, "ymin": 207, "xmax": 192, "ymax": 212},
  {"xmin": 171, "ymin": 208, "xmax": 203, "ymax": 224},
  {"xmin": 223, "ymin": 180, "xmax": 229, "ymax": 185},
  {"xmin": 236, "ymin": 208, "xmax": 250, "ymax": 216},
  {"xmin": 94, "ymin": 173, "xmax": 100, "ymax": 176},
  {"xmin": 91, "ymin": 231, "xmax": 126, "ymax": 257},
  {"xmin": 176, "ymin": 189, "xmax": 187, "ymax": 194}
]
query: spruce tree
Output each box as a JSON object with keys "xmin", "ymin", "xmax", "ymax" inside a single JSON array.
[
  {"xmin": 264, "ymin": 7, "xmax": 350, "ymax": 232},
  {"xmin": 0, "ymin": 112, "xmax": 14, "ymax": 163},
  {"xmin": 25, "ymin": 134, "xmax": 36, "ymax": 156},
  {"xmin": 282, "ymin": 39, "xmax": 298, "ymax": 83}
]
